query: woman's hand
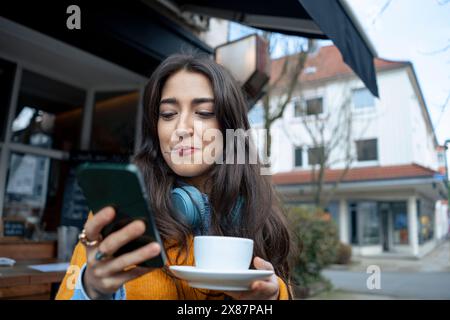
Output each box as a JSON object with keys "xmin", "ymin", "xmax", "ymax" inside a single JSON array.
[
  {"xmin": 224, "ymin": 257, "xmax": 279, "ymax": 300},
  {"xmin": 82, "ymin": 206, "xmax": 162, "ymax": 300}
]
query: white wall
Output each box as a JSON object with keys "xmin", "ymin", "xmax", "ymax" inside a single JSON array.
[
  {"xmin": 406, "ymin": 71, "xmax": 440, "ymax": 171},
  {"xmin": 375, "ymin": 69, "xmax": 414, "ymax": 167},
  {"xmin": 197, "ymin": 18, "xmax": 229, "ymax": 48}
]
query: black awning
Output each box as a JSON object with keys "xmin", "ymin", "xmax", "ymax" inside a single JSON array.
[
  {"xmin": 174, "ymin": 0, "xmax": 379, "ymax": 97},
  {"xmin": 0, "ymin": 1, "xmax": 213, "ymax": 78}
]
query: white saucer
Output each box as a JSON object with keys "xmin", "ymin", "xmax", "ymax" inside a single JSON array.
[{"xmin": 169, "ymin": 266, "xmax": 274, "ymax": 291}]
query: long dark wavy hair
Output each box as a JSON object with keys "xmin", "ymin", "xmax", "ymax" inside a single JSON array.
[{"xmin": 134, "ymin": 53, "xmax": 294, "ymax": 298}]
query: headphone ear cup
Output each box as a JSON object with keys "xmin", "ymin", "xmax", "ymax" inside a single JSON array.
[
  {"xmin": 231, "ymin": 196, "xmax": 244, "ymax": 223},
  {"xmin": 172, "ymin": 188, "xmax": 196, "ymax": 226},
  {"xmin": 171, "ymin": 186, "xmax": 205, "ymax": 228}
]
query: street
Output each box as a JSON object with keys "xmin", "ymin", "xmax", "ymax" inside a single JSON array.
[
  {"xmin": 321, "ymin": 270, "xmax": 450, "ymax": 299},
  {"xmin": 316, "ymin": 239, "xmax": 450, "ymax": 299}
]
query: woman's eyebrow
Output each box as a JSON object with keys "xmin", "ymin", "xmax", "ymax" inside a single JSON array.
[
  {"xmin": 159, "ymin": 97, "xmax": 214, "ymax": 105},
  {"xmin": 160, "ymin": 97, "xmax": 178, "ymax": 105},
  {"xmin": 192, "ymin": 97, "xmax": 214, "ymax": 105}
]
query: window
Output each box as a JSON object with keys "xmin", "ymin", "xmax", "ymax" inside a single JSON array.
[
  {"xmin": 294, "ymin": 147, "xmax": 303, "ymax": 167},
  {"xmin": 356, "ymin": 139, "xmax": 378, "ymax": 161},
  {"xmin": 304, "ymin": 66, "xmax": 317, "ymax": 74},
  {"xmin": 306, "ymin": 97, "xmax": 323, "ymax": 115},
  {"xmin": 308, "ymin": 146, "xmax": 324, "ymax": 165},
  {"xmin": 294, "ymin": 100, "xmax": 302, "ymax": 117},
  {"xmin": 11, "ymin": 70, "xmax": 85, "ymax": 151},
  {"xmin": 350, "ymin": 203, "xmax": 358, "ymax": 245},
  {"xmin": 437, "ymin": 151, "xmax": 445, "ymax": 166},
  {"xmin": 325, "ymin": 201, "xmax": 339, "ymax": 228},
  {"xmin": 417, "ymin": 199, "xmax": 434, "ymax": 244},
  {"xmin": 248, "ymin": 105, "xmax": 264, "ymax": 125},
  {"xmin": 360, "ymin": 202, "xmax": 380, "ymax": 245},
  {"xmin": 3, "ymin": 152, "xmax": 69, "ymax": 226},
  {"xmin": 90, "ymin": 90, "xmax": 139, "ymax": 154},
  {"xmin": 294, "ymin": 97, "xmax": 323, "ymax": 117},
  {"xmin": 0, "ymin": 58, "xmax": 16, "ymax": 141},
  {"xmin": 392, "ymin": 202, "xmax": 408, "ymax": 245},
  {"xmin": 349, "ymin": 201, "xmax": 380, "ymax": 245},
  {"xmin": 352, "ymin": 88, "xmax": 374, "ymax": 109}
]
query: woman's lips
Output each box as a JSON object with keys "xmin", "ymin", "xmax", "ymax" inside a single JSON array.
[{"xmin": 178, "ymin": 147, "xmax": 199, "ymax": 156}]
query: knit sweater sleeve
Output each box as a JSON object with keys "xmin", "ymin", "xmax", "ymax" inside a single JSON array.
[
  {"xmin": 277, "ymin": 276, "xmax": 291, "ymax": 300},
  {"xmin": 55, "ymin": 240, "xmax": 88, "ymax": 300}
]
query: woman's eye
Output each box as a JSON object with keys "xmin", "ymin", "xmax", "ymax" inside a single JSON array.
[
  {"xmin": 159, "ymin": 112, "xmax": 176, "ymax": 119},
  {"xmin": 196, "ymin": 111, "xmax": 215, "ymax": 118}
]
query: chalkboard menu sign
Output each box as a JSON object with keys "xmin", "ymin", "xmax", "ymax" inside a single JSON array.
[
  {"xmin": 2, "ymin": 219, "xmax": 25, "ymax": 237},
  {"xmin": 60, "ymin": 167, "xmax": 89, "ymax": 230}
]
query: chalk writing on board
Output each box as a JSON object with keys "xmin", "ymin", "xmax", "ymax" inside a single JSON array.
[{"xmin": 3, "ymin": 220, "xmax": 25, "ymax": 237}]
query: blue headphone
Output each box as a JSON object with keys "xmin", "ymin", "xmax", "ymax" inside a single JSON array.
[{"xmin": 171, "ymin": 184, "xmax": 243, "ymax": 228}]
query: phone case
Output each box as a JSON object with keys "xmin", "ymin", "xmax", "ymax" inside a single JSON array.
[{"xmin": 75, "ymin": 162, "xmax": 167, "ymax": 268}]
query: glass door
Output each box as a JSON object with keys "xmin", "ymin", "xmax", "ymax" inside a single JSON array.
[{"xmin": 90, "ymin": 89, "xmax": 141, "ymax": 156}]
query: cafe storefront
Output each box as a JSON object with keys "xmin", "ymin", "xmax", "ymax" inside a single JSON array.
[{"xmin": 0, "ymin": 2, "xmax": 212, "ymax": 299}]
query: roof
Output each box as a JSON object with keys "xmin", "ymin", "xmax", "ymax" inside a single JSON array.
[
  {"xmin": 272, "ymin": 163, "xmax": 440, "ymax": 186},
  {"xmin": 270, "ymin": 45, "xmax": 407, "ymax": 86}
]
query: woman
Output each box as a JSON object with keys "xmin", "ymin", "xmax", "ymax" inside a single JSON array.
[{"xmin": 56, "ymin": 53, "xmax": 293, "ymax": 300}]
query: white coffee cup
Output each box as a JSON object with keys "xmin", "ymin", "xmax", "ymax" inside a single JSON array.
[{"xmin": 194, "ymin": 236, "xmax": 254, "ymax": 270}]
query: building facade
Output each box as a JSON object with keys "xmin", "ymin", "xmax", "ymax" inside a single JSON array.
[{"xmin": 251, "ymin": 46, "xmax": 449, "ymax": 258}]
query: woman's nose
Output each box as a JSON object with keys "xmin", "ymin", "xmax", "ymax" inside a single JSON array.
[
  {"xmin": 174, "ymin": 128, "xmax": 193, "ymax": 141},
  {"xmin": 174, "ymin": 113, "xmax": 194, "ymax": 140}
]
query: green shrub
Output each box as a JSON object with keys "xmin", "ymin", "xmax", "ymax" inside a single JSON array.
[
  {"xmin": 335, "ymin": 242, "xmax": 352, "ymax": 265},
  {"xmin": 285, "ymin": 206, "xmax": 339, "ymax": 297}
]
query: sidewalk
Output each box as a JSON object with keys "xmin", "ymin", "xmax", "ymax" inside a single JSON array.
[
  {"xmin": 307, "ymin": 289, "xmax": 400, "ymax": 300},
  {"xmin": 314, "ymin": 239, "xmax": 450, "ymax": 300},
  {"xmin": 320, "ymin": 270, "xmax": 450, "ymax": 299},
  {"xmin": 328, "ymin": 239, "xmax": 450, "ymax": 273}
]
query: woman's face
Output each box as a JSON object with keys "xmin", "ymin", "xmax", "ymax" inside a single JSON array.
[{"xmin": 158, "ymin": 69, "xmax": 222, "ymax": 180}]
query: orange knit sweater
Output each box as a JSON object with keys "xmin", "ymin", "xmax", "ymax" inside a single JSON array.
[{"xmin": 55, "ymin": 236, "xmax": 290, "ymax": 300}]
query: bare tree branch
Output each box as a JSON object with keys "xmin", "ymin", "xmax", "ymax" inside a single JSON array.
[
  {"xmin": 372, "ymin": 0, "xmax": 393, "ymax": 25},
  {"xmin": 419, "ymin": 41, "xmax": 450, "ymax": 55},
  {"xmin": 435, "ymin": 91, "xmax": 450, "ymax": 129},
  {"xmin": 261, "ymin": 36, "xmax": 313, "ymax": 161},
  {"xmin": 436, "ymin": 0, "xmax": 450, "ymax": 5}
]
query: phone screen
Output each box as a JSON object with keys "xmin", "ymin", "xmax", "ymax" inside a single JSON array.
[{"xmin": 76, "ymin": 162, "xmax": 167, "ymax": 268}]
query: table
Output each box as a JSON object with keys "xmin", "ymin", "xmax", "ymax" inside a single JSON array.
[
  {"xmin": 0, "ymin": 258, "xmax": 67, "ymax": 299},
  {"xmin": 0, "ymin": 239, "xmax": 68, "ymax": 299}
]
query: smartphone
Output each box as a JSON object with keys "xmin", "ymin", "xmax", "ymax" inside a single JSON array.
[{"xmin": 75, "ymin": 162, "xmax": 167, "ymax": 268}]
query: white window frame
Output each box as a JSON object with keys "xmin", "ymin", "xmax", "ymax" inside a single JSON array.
[
  {"xmin": 293, "ymin": 145, "xmax": 304, "ymax": 169},
  {"xmin": 293, "ymin": 95, "xmax": 325, "ymax": 118},
  {"xmin": 354, "ymin": 138, "xmax": 379, "ymax": 165},
  {"xmin": 306, "ymin": 145, "xmax": 325, "ymax": 167},
  {"xmin": 292, "ymin": 97, "xmax": 303, "ymax": 118}
]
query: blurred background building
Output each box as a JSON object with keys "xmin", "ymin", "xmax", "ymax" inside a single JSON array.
[{"xmin": 248, "ymin": 45, "xmax": 449, "ymax": 258}]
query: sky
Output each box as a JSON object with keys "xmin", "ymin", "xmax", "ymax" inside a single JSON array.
[
  {"xmin": 228, "ymin": 0, "xmax": 450, "ymax": 176},
  {"xmin": 347, "ymin": 0, "xmax": 450, "ymax": 169}
]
